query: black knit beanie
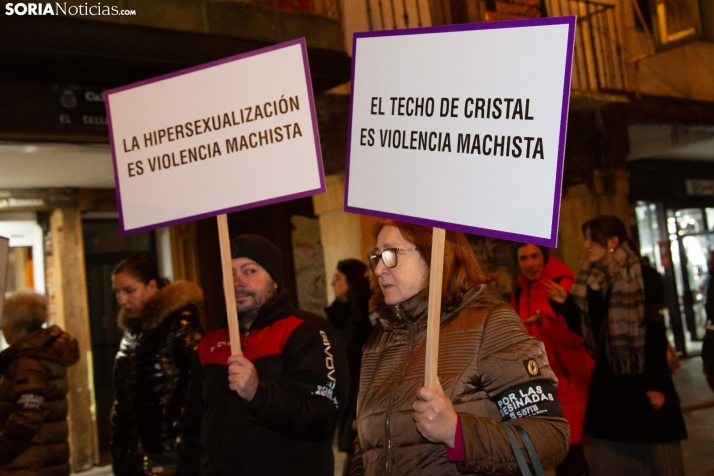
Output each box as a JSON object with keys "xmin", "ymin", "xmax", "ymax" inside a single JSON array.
[{"xmin": 230, "ymin": 234, "xmax": 283, "ymax": 289}]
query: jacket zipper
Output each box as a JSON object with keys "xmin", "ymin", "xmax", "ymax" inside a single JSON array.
[{"xmin": 384, "ymin": 306, "xmax": 416, "ymax": 476}]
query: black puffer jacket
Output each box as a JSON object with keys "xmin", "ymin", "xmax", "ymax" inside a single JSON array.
[
  {"xmin": 111, "ymin": 281, "xmax": 203, "ymax": 476},
  {"xmin": 703, "ymin": 268, "xmax": 714, "ymax": 378},
  {"xmin": 0, "ymin": 325, "xmax": 79, "ymax": 476},
  {"xmin": 324, "ymin": 299, "xmax": 372, "ymax": 454}
]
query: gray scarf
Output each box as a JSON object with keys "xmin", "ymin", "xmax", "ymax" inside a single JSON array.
[{"xmin": 570, "ymin": 241, "xmax": 646, "ymax": 375}]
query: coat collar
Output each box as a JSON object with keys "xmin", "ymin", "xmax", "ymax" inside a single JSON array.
[
  {"xmin": 378, "ymin": 284, "xmax": 486, "ymax": 331},
  {"xmin": 0, "ymin": 325, "xmax": 79, "ymax": 372},
  {"xmin": 214, "ymin": 288, "xmax": 292, "ymax": 332},
  {"xmin": 243, "ymin": 289, "xmax": 292, "ymax": 331},
  {"xmin": 118, "ymin": 280, "xmax": 203, "ymax": 332}
]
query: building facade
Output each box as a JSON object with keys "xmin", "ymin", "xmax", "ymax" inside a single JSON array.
[{"xmin": 1, "ymin": 0, "xmax": 713, "ymax": 470}]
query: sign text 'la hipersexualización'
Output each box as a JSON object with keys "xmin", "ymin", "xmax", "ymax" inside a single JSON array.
[{"xmin": 106, "ymin": 39, "xmax": 324, "ymax": 235}]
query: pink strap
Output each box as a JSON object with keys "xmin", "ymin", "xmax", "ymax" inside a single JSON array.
[{"xmin": 445, "ymin": 416, "xmax": 466, "ymax": 462}]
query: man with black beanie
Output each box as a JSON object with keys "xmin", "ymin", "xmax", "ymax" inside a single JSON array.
[{"xmin": 179, "ymin": 234, "xmax": 349, "ymax": 476}]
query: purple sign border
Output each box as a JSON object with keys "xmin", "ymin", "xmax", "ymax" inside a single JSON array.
[
  {"xmin": 344, "ymin": 16, "xmax": 576, "ymax": 247},
  {"xmin": 105, "ymin": 37, "xmax": 326, "ymax": 236}
]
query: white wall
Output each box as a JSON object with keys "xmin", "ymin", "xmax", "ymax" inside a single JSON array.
[{"xmin": 0, "ymin": 214, "xmax": 45, "ymax": 295}]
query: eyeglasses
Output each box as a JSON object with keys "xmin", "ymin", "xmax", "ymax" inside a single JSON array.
[{"xmin": 367, "ymin": 248, "xmax": 418, "ymax": 271}]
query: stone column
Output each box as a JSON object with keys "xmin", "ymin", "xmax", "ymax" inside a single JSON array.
[
  {"xmin": 49, "ymin": 209, "xmax": 99, "ymax": 471},
  {"xmin": 169, "ymin": 221, "xmax": 200, "ymax": 283},
  {"xmin": 313, "ymin": 173, "xmax": 363, "ymax": 303},
  {"xmin": 593, "ymin": 169, "xmax": 632, "ymax": 228},
  {"xmin": 558, "ymin": 183, "xmax": 599, "ymax": 273}
]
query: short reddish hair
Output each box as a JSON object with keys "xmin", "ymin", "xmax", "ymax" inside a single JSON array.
[{"xmin": 371, "ymin": 220, "xmax": 493, "ymax": 309}]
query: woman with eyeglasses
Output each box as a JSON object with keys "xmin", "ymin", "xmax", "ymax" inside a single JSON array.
[{"xmin": 351, "ymin": 220, "xmax": 569, "ymax": 476}]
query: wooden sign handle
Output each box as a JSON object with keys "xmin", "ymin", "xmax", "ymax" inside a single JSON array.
[
  {"xmin": 425, "ymin": 227, "xmax": 446, "ymax": 389},
  {"xmin": 217, "ymin": 214, "xmax": 243, "ymax": 356}
]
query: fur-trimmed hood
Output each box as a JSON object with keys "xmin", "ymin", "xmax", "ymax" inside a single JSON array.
[
  {"xmin": 0, "ymin": 325, "xmax": 79, "ymax": 372},
  {"xmin": 118, "ymin": 280, "xmax": 203, "ymax": 332}
]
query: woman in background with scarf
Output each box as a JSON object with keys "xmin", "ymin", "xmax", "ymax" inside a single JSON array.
[{"xmin": 546, "ymin": 215, "xmax": 686, "ymax": 476}]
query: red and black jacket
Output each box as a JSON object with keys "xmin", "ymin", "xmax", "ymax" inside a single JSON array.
[{"xmin": 179, "ymin": 290, "xmax": 349, "ymax": 476}]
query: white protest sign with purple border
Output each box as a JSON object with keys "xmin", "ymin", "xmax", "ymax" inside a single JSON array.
[
  {"xmin": 106, "ymin": 38, "xmax": 325, "ymax": 235},
  {"xmin": 345, "ymin": 17, "xmax": 575, "ymax": 246}
]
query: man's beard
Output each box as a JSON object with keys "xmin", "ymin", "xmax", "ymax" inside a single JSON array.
[{"xmin": 235, "ymin": 283, "xmax": 276, "ymax": 329}]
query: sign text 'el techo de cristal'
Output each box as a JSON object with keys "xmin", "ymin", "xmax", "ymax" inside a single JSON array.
[{"xmin": 345, "ymin": 17, "xmax": 575, "ymax": 246}]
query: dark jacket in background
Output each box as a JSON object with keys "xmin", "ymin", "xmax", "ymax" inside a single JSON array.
[
  {"xmin": 179, "ymin": 289, "xmax": 349, "ymax": 476},
  {"xmin": 111, "ymin": 281, "xmax": 203, "ymax": 476},
  {"xmin": 324, "ymin": 298, "xmax": 372, "ymax": 453},
  {"xmin": 703, "ymin": 269, "xmax": 714, "ymax": 377},
  {"xmin": 0, "ymin": 325, "xmax": 79, "ymax": 476},
  {"xmin": 556, "ymin": 265, "xmax": 687, "ymax": 443}
]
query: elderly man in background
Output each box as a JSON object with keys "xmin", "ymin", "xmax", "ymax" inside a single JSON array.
[{"xmin": 0, "ymin": 291, "xmax": 79, "ymax": 476}]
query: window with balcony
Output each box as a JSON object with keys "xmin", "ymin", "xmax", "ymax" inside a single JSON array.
[{"xmin": 648, "ymin": 0, "xmax": 702, "ymax": 48}]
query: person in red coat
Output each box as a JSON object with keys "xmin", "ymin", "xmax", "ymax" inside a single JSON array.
[{"xmin": 512, "ymin": 244, "xmax": 594, "ymax": 476}]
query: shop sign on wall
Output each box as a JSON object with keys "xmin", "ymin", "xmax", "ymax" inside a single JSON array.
[
  {"xmin": 53, "ymin": 85, "xmax": 108, "ymax": 128},
  {"xmin": 685, "ymin": 179, "xmax": 714, "ymax": 196},
  {"xmin": 0, "ymin": 195, "xmax": 49, "ymax": 211}
]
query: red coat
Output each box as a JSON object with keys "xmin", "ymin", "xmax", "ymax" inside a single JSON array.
[{"xmin": 511, "ymin": 256, "xmax": 594, "ymax": 445}]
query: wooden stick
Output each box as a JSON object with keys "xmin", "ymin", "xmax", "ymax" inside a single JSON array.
[
  {"xmin": 425, "ymin": 227, "xmax": 446, "ymax": 389},
  {"xmin": 217, "ymin": 214, "xmax": 242, "ymax": 356}
]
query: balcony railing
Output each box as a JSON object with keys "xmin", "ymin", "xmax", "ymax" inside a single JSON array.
[
  {"xmin": 362, "ymin": 0, "xmax": 430, "ymax": 30},
  {"xmin": 217, "ymin": 0, "xmax": 344, "ymax": 51},
  {"xmin": 546, "ymin": 0, "xmax": 626, "ymax": 95},
  {"xmin": 360, "ymin": 0, "xmax": 626, "ymax": 96},
  {"xmin": 248, "ymin": 0, "xmax": 341, "ymax": 21}
]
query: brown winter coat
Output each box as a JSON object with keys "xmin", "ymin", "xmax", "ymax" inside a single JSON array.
[
  {"xmin": 0, "ymin": 326, "xmax": 80, "ymax": 476},
  {"xmin": 352, "ymin": 285, "xmax": 569, "ymax": 476}
]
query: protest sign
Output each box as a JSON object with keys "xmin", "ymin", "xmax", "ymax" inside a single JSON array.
[
  {"xmin": 106, "ymin": 38, "xmax": 325, "ymax": 354},
  {"xmin": 346, "ymin": 16, "xmax": 575, "ymax": 248},
  {"xmin": 106, "ymin": 38, "xmax": 325, "ymax": 235},
  {"xmin": 346, "ymin": 17, "xmax": 576, "ymax": 386}
]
